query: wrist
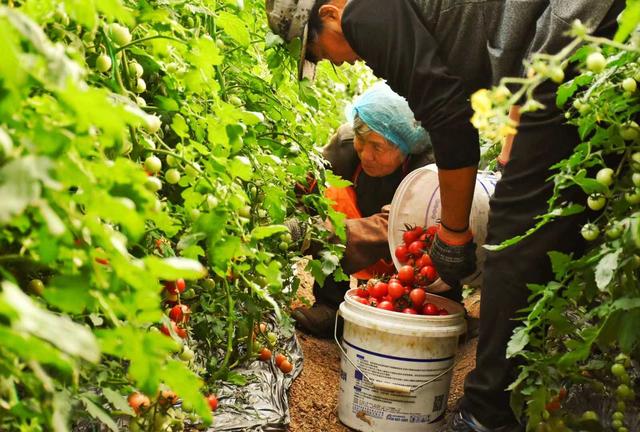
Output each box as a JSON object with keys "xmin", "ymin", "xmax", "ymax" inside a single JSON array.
[{"xmin": 437, "ymin": 224, "xmax": 473, "ymax": 245}]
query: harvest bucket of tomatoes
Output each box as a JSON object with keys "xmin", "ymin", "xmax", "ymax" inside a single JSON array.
[
  {"xmin": 335, "ymin": 289, "xmax": 466, "ymax": 432},
  {"xmin": 387, "ymin": 164, "xmax": 498, "ymax": 290}
]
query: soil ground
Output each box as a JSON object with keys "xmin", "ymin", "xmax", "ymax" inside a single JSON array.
[{"xmin": 287, "ymin": 269, "xmax": 481, "ymax": 432}]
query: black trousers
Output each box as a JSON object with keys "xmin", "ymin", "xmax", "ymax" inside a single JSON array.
[{"xmin": 460, "ymin": 2, "xmax": 624, "ymax": 426}]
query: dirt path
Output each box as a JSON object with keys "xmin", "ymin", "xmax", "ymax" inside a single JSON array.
[{"xmin": 288, "ymin": 278, "xmax": 481, "ymax": 432}]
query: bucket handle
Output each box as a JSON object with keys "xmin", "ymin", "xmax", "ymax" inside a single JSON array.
[{"xmin": 334, "ymin": 311, "xmax": 455, "ymax": 395}]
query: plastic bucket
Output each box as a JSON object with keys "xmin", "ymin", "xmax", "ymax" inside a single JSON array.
[
  {"xmin": 336, "ymin": 290, "xmax": 466, "ymax": 431},
  {"xmin": 388, "ymin": 164, "xmax": 498, "ymax": 291}
]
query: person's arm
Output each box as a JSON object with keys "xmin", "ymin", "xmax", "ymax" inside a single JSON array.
[
  {"xmin": 342, "ymin": 0, "xmax": 478, "ymax": 232},
  {"xmin": 341, "ymin": 212, "xmax": 390, "ymax": 274},
  {"xmin": 498, "ymin": 105, "xmax": 520, "ymax": 167}
]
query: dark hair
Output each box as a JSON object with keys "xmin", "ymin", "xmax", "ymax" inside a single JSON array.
[{"xmin": 306, "ymin": 0, "xmax": 330, "ymax": 62}]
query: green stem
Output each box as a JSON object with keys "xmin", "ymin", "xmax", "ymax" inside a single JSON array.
[
  {"xmin": 149, "ymin": 148, "xmax": 216, "ymax": 191},
  {"xmin": 115, "ymin": 35, "xmax": 186, "ymax": 53}
]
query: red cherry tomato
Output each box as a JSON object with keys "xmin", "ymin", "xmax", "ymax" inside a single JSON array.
[
  {"xmin": 355, "ymin": 288, "xmax": 369, "ymax": 298},
  {"xmin": 416, "ymin": 254, "xmax": 433, "ymax": 268},
  {"xmin": 387, "ymin": 281, "xmax": 405, "ymax": 299},
  {"xmin": 422, "ymin": 303, "xmax": 439, "ymax": 316},
  {"xmin": 169, "ymin": 304, "xmax": 191, "ymax": 323},
  {"xmin": 353, "ymin": 296, "xmax": 369, "ymax": 305},
  {"xmin": 395, "ymin": 245, "xmax": 410, "ymax": 263},
  {"xmin": 420, "ymin": 265, "xmax": 438, "ymax": 283},
  {"xmin": 397, "ymin": 265, "xmax": 415, "ymax": 284},
  {"xmin": 368, "ymin": 297, "xmax": 379, "ymax": 307},
  {"xmin": 402, "ymin": 307, "xmax": 418, "ymax": 314},
  {"xmin": 409, "ymin": 288, "xmax": 426, "ymax": 308},
  {"xmin": 402, "ymin": 229, "xmax": 420, "ymax": 246},
  {"xmin": 165, "ymin": 278, "xmax": 186, "ymax": 294},
  {"xmin": 377, "ymin": 301, "xmax": 395, "ymax": 311},
  {"xmin": 438, "ymin": 308, "xmax": 449, "ymax": 315},
  {"xmin": 207, "ymin": 394, "xmax": 218, "ymax": 411},
  {"xmin": 408, "ymin": 241, "xmax": 426, "ymax": 256},
  {"xmin": 368, "ymin": 281, "xmax": 388, "ymax": 298}
]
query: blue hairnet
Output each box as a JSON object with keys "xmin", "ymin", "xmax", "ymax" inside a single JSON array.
[{"xmin": 346, "ymin": 82, "xmax": 431, "ymax": 155}]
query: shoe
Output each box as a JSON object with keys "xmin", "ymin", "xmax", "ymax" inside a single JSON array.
[
  {"xmin": 445, "ymin": 407, "xmax": 524, "ymax": 432},
  {"xmin": 291, "ymin": 303, "xmax": 338, "ymax": 339}
]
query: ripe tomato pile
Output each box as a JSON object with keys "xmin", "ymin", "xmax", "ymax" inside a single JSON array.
[{"xmin": 351, "ymin": 225, "xmax": 449, "ymax": 315}]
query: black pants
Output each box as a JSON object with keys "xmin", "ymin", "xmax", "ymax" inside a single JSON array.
[{"xmin": 460, "ymin": 3, "xmax": 624, "ymax": 426}]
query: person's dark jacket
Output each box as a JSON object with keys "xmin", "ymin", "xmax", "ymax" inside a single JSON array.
[{"xmin": 323, "ymin": 123, "xmax": 434, "ymax": 273}]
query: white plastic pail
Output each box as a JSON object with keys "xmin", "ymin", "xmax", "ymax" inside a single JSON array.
[
  {"xmin": 336, "ymin": 290, "xmax": 467, "ymax": 432},
  {"xmin": 388, "ymin": 164, "xmax": 498, "ymax": 290}
]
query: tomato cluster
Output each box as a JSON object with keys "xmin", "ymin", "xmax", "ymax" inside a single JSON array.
[
  {"xmin": 352, "ymin": 225, "xmax": 447, "ymax": 315},
  {"xmin": 254, "ymin": 323, "xmax": 293, "ymax": 374}
]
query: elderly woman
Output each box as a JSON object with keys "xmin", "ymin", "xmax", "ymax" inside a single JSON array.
[{"xmin": 293, "ymin": 82, "xmax": 437, "ymax": 337}]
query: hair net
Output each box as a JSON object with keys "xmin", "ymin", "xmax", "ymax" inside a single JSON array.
[{"xmin": 346, "ymin": 82, "xmax": 431, "ymax": 155}]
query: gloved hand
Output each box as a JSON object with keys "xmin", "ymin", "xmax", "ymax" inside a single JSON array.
[
  {"xmin": 284, "ymin": 218, "xmax": 306, "ymax": 243},
  {"xmin": 429, "ymin": 225, "xmax": 477, "ymax": 287}
]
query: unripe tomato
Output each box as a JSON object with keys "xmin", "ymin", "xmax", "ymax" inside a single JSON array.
[
  {"xmin": 216, "ymin": 39, "xmax": 226, "ymax": 50},
  {"xmin": 128, "ymin": 392, "xmax": 150, "ymax": 415},
  {"xmin": 596, "ymin": 167, "xmax": 614, "ymax": 186},
  {"xmin": 185, "ymin": 162, "xmax": 201, "ymax": 176},
  {"xmin": 620, "ymin": 123, "xmax": 639, "ymax": 141},
  {"xmin": 165, "ymin": 168, "xmax": 181, "ymax": 184},
  {"xmin": 229, "ymin": 95, "xmax": 243, "ymax": 106},
  {"xmin": 95, "ymin": 54, "xmax": 112, "ymax": 73},
  {"xmin": 134, "ymin": 78, "xmax": 146, "ymax": 94},
  {"xmin": 616, "ymin": 384, "xmax": 632, "ymax": 399},
  {"xmin": 179, "ymin": 346, "xmax": 194, "ymax": 361},
  {"xmin": 622, "ymin": 77, "xmax": 637, "ymax": 93},
  {"xmin": 549, "ymin": 66, "xmax": 565, "ymax": 83},
  {"xmin": 145, "ymin": 115, "xmax": 162, "ymax": 133},
  {"xmin": 207, "ymin": 394, "xmax": 218, "ymax": 411},
  {"xmin": 606, "ymin": 223, "xmax": 623, "ymax": 239},
  {"xmin": 397, "ymin": 265, "xmax": 415, "ymax": 284},
  {"xmin": 586, "ymin": 52, "xmax": 606, "ymax": 73},
  {"xmin": 238, "ymin": 205, "xmax": 251, "ymax": 218},
  {"xmin": 28, "ymin": 279, "xmax": 45, "ymax": 295},
  {"xmin": 611, "ymin": 363, "xmax": 626, "ymax": 377},
  {"xmin": 632, "ymin": 172, "xmax": 640, "ymax": 187},
  {"xmin": 625, "ymin": 189, "xmax": 640, "ymax": 205},
  {"xmin": 587, "ymin": 194, "xmax": 606, "ymax": 211},
  {"xmin": 129, "ymin": 61, "xmax": 144, "ymax": 78},
  {"xmin": 144, "ymin": 156, "xmax": 162, "ymax": 174},
  {"xmin": 166, "ymin": 154, "xmax": 178, "ymax": 167},
  {"xmin": 581, "ymin": 223, "xmax": 599, "ymax": 241},
  {"xmin": 109, "ymin": 23, "xmax": 132, "ymax": 46},
  {"xmin": 145, "ymin": 176, "xmax": 162, "ymax": 192},
  {"xmin": 190, "ymin": 208, "xmax": 201, "ymax": 220}
]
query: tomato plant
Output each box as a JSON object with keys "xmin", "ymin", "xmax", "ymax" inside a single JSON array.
[{"xmin": 0, "ymin": 0, "xmax": 373, "ymax": 429}]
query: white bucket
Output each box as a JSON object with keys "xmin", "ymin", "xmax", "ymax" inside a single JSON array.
[
  {"xmin": 388, "ymin": 164, "xmax": 498, "ymax": 291},
  {"xmin": 336, "ymin": 290, "xmax": 467, "ymax": 432}
]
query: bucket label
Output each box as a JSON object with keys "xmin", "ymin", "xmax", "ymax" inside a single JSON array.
[{"xmin": 339, "ymin": 338, "xmax": 454, "ymax": 429}]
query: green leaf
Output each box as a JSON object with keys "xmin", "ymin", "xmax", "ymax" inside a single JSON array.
[
  {"xmin": 210, "ymin": 236, "xmax": 242, "ymax": 270},
  {"xmin": 506, "ymin": 326, "xmax": 529, "ymax": 358},
  {"xmin": 226, "ymin": 371, "xmax": 248, "ymax": 385},
  {"xmin": 325, "ymin": 171, "xmax": 352, "ymax": 188},
  {"xmin": 80, "ymin": 396, "xmax": 119, "ymax": 432},
  {"xmin": 2, "ymin": 281, "xmax": 99, "ymax": 362},
  {"xmin": 556, "ymin": 74, "xmax": 593, "ymax": 107},
  {"xmin": 229, "ymin": 155, "xmax": 253, "ymax": 181},
  {"xmin": 143, "ymin": 256, "xmax": 207, "ymax": 280},
  {"xmin": 615, "ymin": 0, "xmax": 640, "ymax": 42},
  {"xmin": 548, "ymin": 251, "xmax": 572, "ymax": 279},
  {"xmin": 162, "ymin": 360, "xmax": 212, "ymax": 424},
  {"xmin": 251, "ymin": 224, "xmax": 288, "ymax": 240},
  {"xmin": 102, "ymin": 388, "xmax": 135, "ymax": 415},
  {"xmin": 43, "ymin": 275, "xmax": 94, "ymax": 314},
  {"xmin": 0, "ymin": 327, "xmax": 74, "ymax": 374},
  {"xmin": 172, "ymin": 114, "xmax": 189, "ymax": 138},
  {"xmin": 217, "ymin": 11, "xmax": 250, "ymax": 46},
  {"xmin": 595, "ymin": 250, "xmax": 621, "ymax": 291}
]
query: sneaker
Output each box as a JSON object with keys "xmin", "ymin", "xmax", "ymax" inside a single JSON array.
[
  {"xmin": 445, "ymin": 407, "xmax": 524, "ymax": 432},
  {"xmin": 291, "ymin": 303, "xmax": 338, "ymax": 339}
]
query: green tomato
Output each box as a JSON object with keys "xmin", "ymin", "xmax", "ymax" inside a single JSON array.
[
  {"xmin": 612, "ymin": 420, "xmax": 623, "ymax": 429},
  {"xmin": 267, "ymin": 332, "xmax": 278, "ymax": 345},
  {"xmin": 28, "ymin": 279, "xmax": 45, "ymax": 296},
  {"xmin": 134, "ymin": 77, "xmax": 146, "ymax": 94},
  {"xmin": 632, "ymin": 172, "xmax": 640, "ymax": 187},
  {"xmin": 606, "ymin": 223, "xmax": 623, "ymax": 239},
  {"xmin": 587, "ymin": 194, "xmax": 606, "ymax": 211},
  {"xmin": 165, "ymin": 168, "xmax": 181, "ymax": 184},
  {"xmin": 612, "ymin": 412, "xmax": 625, "ymax": 421},
  {"xmin": 278, "ymin": 241, "xmax": 289, "ymax": 251},
  {"xmin": 216, "ymin": 39, "xmax": 225, "ymax": 50},
  {"xmin": 190, "ymin": 208, "xmax": 201, "ymax": 220},
  {"xmin": 586, "ymin": 52, "xmax": 606, "ymax": 73},
  {"xmin": 616, "ymin": 384, "xmax": 632, "ymax": 400},
  {"xmin": 625, "ymin": 189, "xmax": 640, "ymax": 205},
  {"xmin": 580, "ymin": 411, "xmax": 599, "ymax": 422},
  {"xmin": 632, "ymin": 152, "xmax": 640, "ymax": 170},
  {"xmin": 129, "ymin": 61, "xmax": 144, "ymax": 78},
  {"xmin": 280, "ymin": 233, "xmax": 292, "ymax": 243},
  {"xmin": 202, "ymin": 278, "xmax": 216, "ymax": 291},
  {"xmin": 622, "ymin": 77, "xmax": 637, "ymax": 93},
  {"xmin": 615, "ymin": 353, "xmax": 631, "ymax": 366},
  {"xmin": 185, "ymin": 162, "xmax": 201, "ymax": 177},
  {"xmin": 135, "ymin": 96, "xmax": 146, "ymax": 107},
  {"xmin": 144, "ymin": 156, "xmax": 162, "ymax": 174},
  {"xmin": 179, "ymin": 346, "xmax": 194, "ymax": 361},
  {"xmin": 108, "ymin": 23, "xmax": 132, "ymax": 46},
  {"xmin": 145, "ymin": 115, "xmax": 161, "ymax": 133},
  {"xmin": 549, "ymin": 66, "xmax": 565, "ymax": 83},
  {"xmin": 95, "ymin": 54, "xmax": 112, "ymax": 73},
  {"xmin": 581, "ymin": 223, "xmax": 600, "ymax": 241},
  {"xmin": 182, "ymin": 288, "xmax": 196, "ymax": 299},
  {"xmin": 207, "ymin": 195, "xmax": 219, "ymax": 210},
  {"xmin": 145, "ymin": 176, "xmax": 162, "ymax": 192},
  {"xmin": 620, "ymin": 123, "xmax": 639, "ymax": 141},
  {"xmin": 238, "ymin": 205, "xmax": 251, "ymax": 218},
  {"xmin": 166, "ymin": 154, "xmax": 178, "ymax": 167},
  {"xmin": 596, "ymin": 167, "xmax": 614, "ymax": 186},
  {"xmin": 228, "ymin": 95, "xmax": 243, "ymax": 106}
]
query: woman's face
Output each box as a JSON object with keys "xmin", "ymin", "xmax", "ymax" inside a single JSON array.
[{"xmin": 353, "ymin": 131, "xmax": 405, "ymax": 177}]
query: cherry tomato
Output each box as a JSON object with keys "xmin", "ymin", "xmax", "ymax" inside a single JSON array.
[
  {"xmin": 368, "ymin": 281, "xmax": 388, "ymax": 298},
  {"xmin": 279, "ymin": 359, "xmax": 293, "ymax": 374},
  {"xmin": 416, "ymin": 254, "xmax": 433, "ymax": 268},
  {"xmin": 581, "ymin": 224, "xmax": 599, "ymax": 241},
  {"xmin": 545, "ymin": 397, "xmax": 561, "ymax": 412},
  {"xmin": 422, "ymin": 303, "xmax": 439, "ymax": 315},
  {"xmin": 438, "ymin": 308, "xmax": 449, "ymax": 315},
  {"xmin": 409, "ymin": 288, "xmax": 426, "ymax": 308},
  {"xmin": 586, "ymin": 52, "xmax": 606, "ymax": 73},
  {"xmin": 353, "ymin": 296, "xmax": 369, "ymax": 305},
  {"xmin": 397, "ymin": 265, "xmax": 415, "ymax": 284},
  {"xmin": 368, "ymin": 297, "xmax": 379, "ymax": 307},
  {"xmin": 402, "ymin": 228, "xmax": 420, "ymax": 245},
  {"xmin": 623, "ymin": 77, "xmax": 637, "ymax": 93},
  {"xmin": 165, "ymin": 279, "xmax": 186, "ymax": 294},
  {"xmin": 258, "ymin": 347, "xmax": 272, "ymax": 361},
  {"xmin": 402, "ymin": 308, "xmax": 418, "ymax": 314},
  {"xmin": 355, "ymin": 288, "xmax": 369, "ymax": 298},
  {"xmin": 165, "ymin": 168, "xmax": 181, "ymax": 184},
  {"xmin": 408, "ymin": 240, "xmax": 426, "ymax": 256},
  {"xmin": 395, "ymin": 245, "xmax": 410, "ymax": 262},
  {"xmin": 388, "ymin": 282, "xmax": 405, "ymax": 300},
  {"xmin": 95, "ymin": 54, "xmax": 112, "ymax": 72},
  {"xmin": 377, "ymin": 301, "xmax": 395, "ymax": 311},
  {"xmin": 169, "ymin": 304, "xmax": 191, "ymax": 323},
  {"xmin": 159, "ymin": 390, "xmax": 178, "ymax": 406},
  {"xmin": 420, "ymin": 265, "xmax": 438, "ymax": 282},
  {"xmin": 587, "ymin": 194, "xmax": 606, "ymax": 211},
  {"xmin": 128, "ymin": 392, "xmax": 151, "ymax": 415},
  {"xmin": 275, "ymin": 353, "xmax": 287, "ymax": 367},
  {"xmin": 207, "ymin": 394, "xmax": 218, "ymax": 411},
  {"xmin": 596, "ymin": 167, "xmax": 614, "ymax": 186}
]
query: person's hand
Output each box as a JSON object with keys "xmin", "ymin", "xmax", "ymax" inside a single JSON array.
[
  {"xmin": 429, "ymin": 224, "xmax": 477, "ymax": 287},
  {"xmin": 284, "ymin": 218, "xmax": 306, "ymax": 243}
]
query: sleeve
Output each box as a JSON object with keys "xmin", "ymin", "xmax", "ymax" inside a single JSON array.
[
  {"xmin": 342, "ymin": 0, "xmax": 480, "ymax": 169},
  {"xmin": 341, "ymin": 209, "xmax": 391, "ymax": 274}
]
